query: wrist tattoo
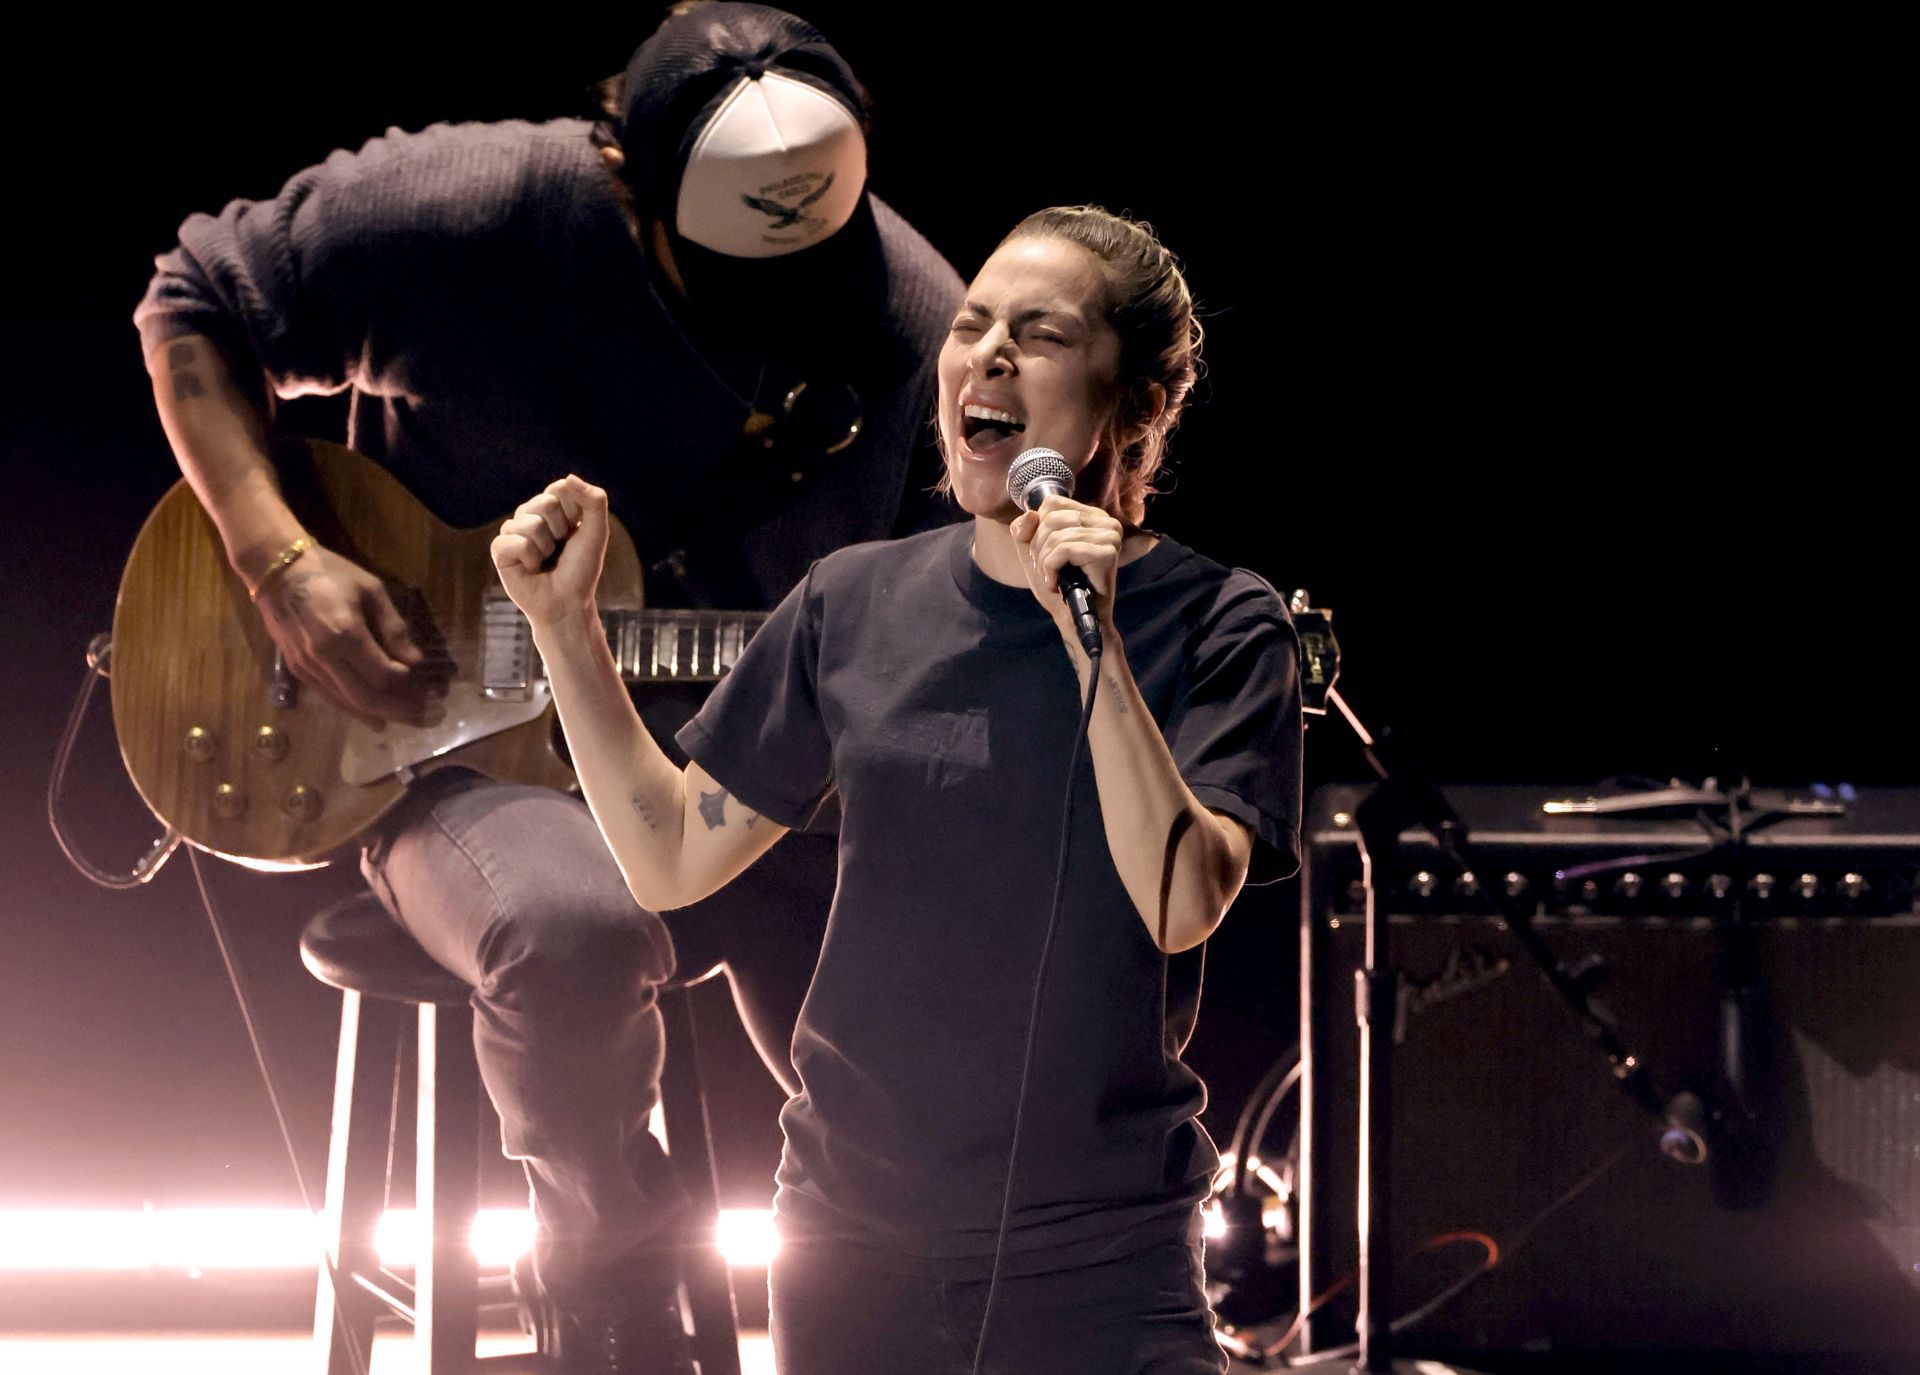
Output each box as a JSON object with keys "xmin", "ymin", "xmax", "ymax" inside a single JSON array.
[
  {"xmin": 697, "ymin": 786, "xmax": 729, "ymax": 830},
  {"xmin": 1106, "ymin": 672, "xmax": 1128, "ymax": 712}
]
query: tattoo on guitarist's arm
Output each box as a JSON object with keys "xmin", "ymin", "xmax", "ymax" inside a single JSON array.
[
  {"xmin": 167, "ymin": 340, "xmax": 208, "ymax": 402},
  {"xmin": 697, "ymin": 787, "xmax": 729, "ymax": 830}
]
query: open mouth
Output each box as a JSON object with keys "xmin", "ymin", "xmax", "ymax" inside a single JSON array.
[{"xmin": 962, "ymin": 403, "xmax": 1025, "ymax": 450}]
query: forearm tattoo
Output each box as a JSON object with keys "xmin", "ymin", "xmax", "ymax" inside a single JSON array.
[
  {"xmin": 167, "ymin": 340, "xmax": 207, "ymax": 402},
  {"xmin": 697, "ymin": 786, "xmax": 729, "ymax": 830}
]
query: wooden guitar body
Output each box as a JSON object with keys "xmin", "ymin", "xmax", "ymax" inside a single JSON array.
[{"xmin": 110, "ymin": 440, "xmax": 644, "ymax": 868}]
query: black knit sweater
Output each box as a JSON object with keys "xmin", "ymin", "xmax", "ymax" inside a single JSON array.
[{"xmin": 136, "ymin": 118, "xmax": 965, "ymax": 609}]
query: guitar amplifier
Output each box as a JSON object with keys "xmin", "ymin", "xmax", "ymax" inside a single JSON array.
[{"xmin": 1297, "ymin": 783, "xmax": 1920, "ymax": 1364}]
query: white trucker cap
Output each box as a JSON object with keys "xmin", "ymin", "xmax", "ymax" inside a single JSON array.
[{"xmin": 676, "ymin": 68, "xmax": 867, "ymax": 260}]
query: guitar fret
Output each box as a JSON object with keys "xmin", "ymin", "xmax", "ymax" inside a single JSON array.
[{"xmin": 601, "ymin": 610, "xmax": 769, "ymax": 683}]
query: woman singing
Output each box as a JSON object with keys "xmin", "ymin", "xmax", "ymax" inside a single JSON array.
[{"xmin": 493, "ymin": 206, "xmax": 1302, "ymax": 1375}]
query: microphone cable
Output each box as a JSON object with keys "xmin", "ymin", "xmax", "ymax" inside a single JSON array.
[{"xmin": 968, "ymin": 645, "xmax": 1101, "ymax": 1375}]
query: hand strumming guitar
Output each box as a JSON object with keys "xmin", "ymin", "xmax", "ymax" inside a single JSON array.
[{"xmin": 254, "ymin": 542, "xmax": 440, "ymax": 727}]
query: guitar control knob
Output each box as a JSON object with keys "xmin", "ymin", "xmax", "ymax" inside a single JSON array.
[
  {"xmin": 1749, "ymin": 873, "xmax": 1777, "ymax": 900},
  {"xmin": 1840, "ymin": 872, "xmax": 1871, "ymax": 900},
  {"xmin": 1615, "ymin": 872, "xmax": 1644, "ymax": 900},
  {"xmin": 252, "ymin": 725, "xmax": 290, "ymax": 763},
  {"xmin": 1453, "ymin": 871, "xmax": 1482, "ymax": 899},
  {"xmin": 1661, "ymin": 873, "xmax": 1690, "ymax": 901},
  {"xmin": 183, "ymin": 727, "xmax": 218, "ymax": 764},
  {"xmin": 1794, "ymin": 873, "xmax": 1821, "ymax": 901},
  {"xmin": 212, "ymin": 783, "xmax": 245, "ymax": 819},
  {"xmin": 1705, "ymin": 874, "xmax": 1733, "ymax": 900},
  {"xmin": 1503, "ymin": 872, "xmax": 1530, "ymax": 899},
  {"xmin": 281, "ymin": 785, "xmax": 323, "ymax": 821},
  {"xmin": 1408, "ymin": 870, "xmax": 1438, "ymax": 899}
]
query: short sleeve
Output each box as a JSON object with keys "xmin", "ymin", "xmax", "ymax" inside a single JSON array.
[
  {"xmin": 675, "ymin": 566, "xmax": 835, "ymax": 830},
  {"xmin": 1166, "ymin": 581, "xmax": 1304, "ymax": 884}
]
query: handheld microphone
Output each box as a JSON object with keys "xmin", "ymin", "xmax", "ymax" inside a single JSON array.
[{"xmin": 1005, "ymin": 448, "xmax": 1104, "ymax": 659}]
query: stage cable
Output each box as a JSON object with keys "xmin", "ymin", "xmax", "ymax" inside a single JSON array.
[
  {"xmin": 969, "ymin": 649, "xmax": 1101, "ymax": 1375},
  {"xmin": 187, "ymin": 848, "xmax": 373, "ymax": 1375},
  {"xmin": 1262, "ymin": 1137, "xmax": 1637, "ymax": 1369}
]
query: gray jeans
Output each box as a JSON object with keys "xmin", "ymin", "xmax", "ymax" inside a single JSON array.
[{"xmin": 361, "ymin": 769, "xmax": 833, "ymax": 1306}]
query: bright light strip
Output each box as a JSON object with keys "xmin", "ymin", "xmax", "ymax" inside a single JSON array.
[
  {"xmin": 0, "ymin": 1207, "xmax": 777, "ymax": 1273},
  {"xmin": 0, "ymin": 1210, "xmax": 321, "ymax": 1272},
  {"xmin": 716, "ymin": 1207, "xmax": 781, "ymax": 1268}
]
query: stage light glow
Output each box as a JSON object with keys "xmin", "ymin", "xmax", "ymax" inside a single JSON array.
[
  {"xmin": 716, "ymin": 1208, "xmax": 780, "ymax": 1267},
  {"xmin": 371, "ymin": 1208, "xmax": 535, "ymax": 1267},
  {"xmin": 0, "ymin": 1206, "xmax": 776, "ymax": 1272},
  {"xmin": 1202, "ymin": 1202, "xmax": 1228, "ymax": 1240},
  {"xmin": 0, "ymin": 1209, "xmax": 320, "ymax": 1271}
]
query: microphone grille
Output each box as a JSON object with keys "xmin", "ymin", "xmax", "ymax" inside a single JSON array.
[{"xmin": 1005, "ymin": 448, "xmax": 1073, "ymax": 511}]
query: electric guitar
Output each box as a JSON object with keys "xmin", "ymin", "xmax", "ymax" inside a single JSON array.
[{"xmin": 111, "ymin": 439, "xmax": 766, "ymax": 868}]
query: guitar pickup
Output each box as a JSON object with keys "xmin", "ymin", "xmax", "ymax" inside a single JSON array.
[{"xmin": 481, "ymin": 595, "xmax": 535, "ymax": 701}]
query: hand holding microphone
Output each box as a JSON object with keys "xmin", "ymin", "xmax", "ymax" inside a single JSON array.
[{"xmin": 1007, "ymin": 448, "xmax": 1113, "ymax": 660}]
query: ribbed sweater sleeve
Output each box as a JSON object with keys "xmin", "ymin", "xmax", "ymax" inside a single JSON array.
[{"xmin": 133, "ymin": 119, "xmax": 606, "ymax": 398}]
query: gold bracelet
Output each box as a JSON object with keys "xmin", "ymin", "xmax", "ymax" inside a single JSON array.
[{"xmin": 247, "ymin": 536, "xmax": 313, "ymax": 602}]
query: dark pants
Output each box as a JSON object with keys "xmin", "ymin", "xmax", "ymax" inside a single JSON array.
[
  {"xmin": 768, "ymin": 1220, "xmax": 1227, "ymax": 1375},
  {"xmin": 361, "ymin": 770, "xmax": 832, "ymax": 1307}
]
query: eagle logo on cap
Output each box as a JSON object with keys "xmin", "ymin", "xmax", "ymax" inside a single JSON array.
[{"xmin": 742, "ymin": 172, "xmax": 837, "ymax": 230}]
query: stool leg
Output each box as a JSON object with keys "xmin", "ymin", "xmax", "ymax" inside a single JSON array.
[
  {"xmin": 315, "ymin": 989, "xmax": 403, "ymax": 1375},
  {"xmin": 418, "ymin": 1000, "xmax": 481, "ymax": 1374},
  {"xmin": 659, "ymin": 985, "xmax": 742, "ymax": 1375}
]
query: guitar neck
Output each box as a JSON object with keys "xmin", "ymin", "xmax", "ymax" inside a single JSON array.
[{"xmin": 600, "ymin": 608, "xmax": 769, "ymax": 685}]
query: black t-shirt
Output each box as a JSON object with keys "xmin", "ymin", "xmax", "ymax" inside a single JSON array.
[{"xmin": 677, "ymin": 522, "xmax": 1301, "ymax": 1276}]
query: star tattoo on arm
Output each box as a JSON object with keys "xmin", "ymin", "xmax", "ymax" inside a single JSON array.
[{"xmin": 697, "ymin": 786, "xmax": 729, "ymax": 830}]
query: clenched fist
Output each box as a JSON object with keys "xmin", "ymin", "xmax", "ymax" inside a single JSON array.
[{"xmin": 491, "ymin": 475, "xmax": 610, "ymax": 629}]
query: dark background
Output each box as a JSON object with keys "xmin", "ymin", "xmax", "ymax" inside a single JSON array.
[{"xmin": 0, "ymin": 0, "xmax": 1904, "ymax": 1296}]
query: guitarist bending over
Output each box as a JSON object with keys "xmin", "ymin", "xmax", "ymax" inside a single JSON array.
[{"xmin": 134, "ymin": 7, "xmax": 962, "ymax": 1373}]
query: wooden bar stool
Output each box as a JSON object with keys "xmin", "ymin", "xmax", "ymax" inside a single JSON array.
[{"xmin": 300, "ymin": 892, "xmax": 741, "ymax": 1374}]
